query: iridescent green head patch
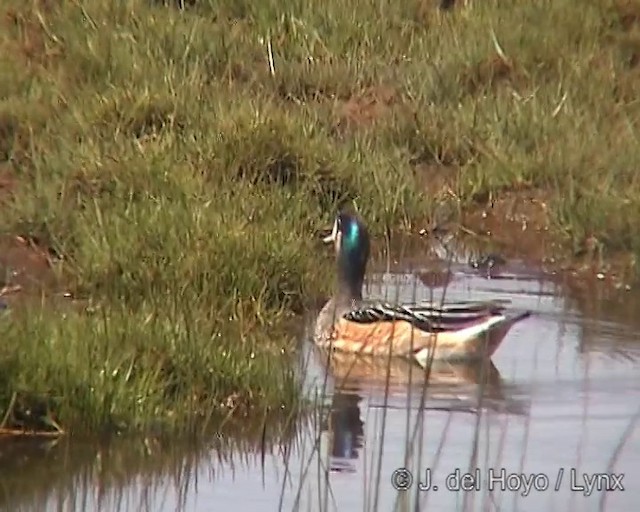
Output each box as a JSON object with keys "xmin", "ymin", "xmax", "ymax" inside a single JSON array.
[{"xmin": 343, "ymin": 217, "xmax": 360, "ymax": 250}]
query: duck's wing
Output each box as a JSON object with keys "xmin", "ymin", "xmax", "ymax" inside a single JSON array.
[{"xmin": 342, "ymin": 300, "xmax": 511, "ymax": 333}]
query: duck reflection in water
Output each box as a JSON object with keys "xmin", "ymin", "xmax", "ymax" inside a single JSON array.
[
  {"xmin": 319, "ymin": 354, "xmax": 528, "ymax": 473},
  {"xmin": 323, "ymin": 390, "xmax": 364, "ymax": 473}
]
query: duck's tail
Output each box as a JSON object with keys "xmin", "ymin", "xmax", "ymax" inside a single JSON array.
[{"xmin": 413, "ymin": 308, "xmax": 531, "ymax": 368}]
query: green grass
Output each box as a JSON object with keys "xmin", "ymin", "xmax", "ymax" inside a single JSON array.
[{"xmin": 1, "ymin": 0, "xmax": 640, "ymax": 433}]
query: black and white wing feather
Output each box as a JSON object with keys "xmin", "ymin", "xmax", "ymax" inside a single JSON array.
[{"xmin": 343, "ymin": 300, "xmax": 510, "ymax": 333}]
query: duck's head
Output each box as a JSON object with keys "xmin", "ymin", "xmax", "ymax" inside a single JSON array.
[{"xmin": 323, "ymin": 212, "xmax": 370, "ymax": 300}]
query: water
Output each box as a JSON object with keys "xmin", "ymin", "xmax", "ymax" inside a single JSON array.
[{"xmin": 2, "ymin": 252, "xmax": 639, "ymax": 512}]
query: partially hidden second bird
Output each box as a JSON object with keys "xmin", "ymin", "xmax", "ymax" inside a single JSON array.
[{"xmin": 314, "ymin": 211, "xmax": 531, "ymax": 368}]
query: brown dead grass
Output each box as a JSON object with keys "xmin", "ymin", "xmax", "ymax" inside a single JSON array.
[
  {"xmin": 3, "ymin": 1, "xmax": 64, "ymax": 70},
  {"xmin": 0, "ymin": 164, "xmax": 16, "ymax": 199},
  {"xmin": 612, "ymin": 0, "xmax": 640, "ymax": 31},
  {"xmin": 0, "ymin": 114, "xmax": 21, "ymax": 163},
  {"xmin": 414, "ymin": 162, "xmax": 459, "ymax": 198},
  {"xmin": 463, "ymin": 56, "xmax": 523, "ymax": 94},
  {"xmin": 335, "ymin": 85, "xmax": 398, "ymax": 131}
]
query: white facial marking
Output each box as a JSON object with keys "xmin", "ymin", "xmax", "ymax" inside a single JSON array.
[{"xmin": 322, "ymin": 217, "xmax": 339, "ymax": 244}]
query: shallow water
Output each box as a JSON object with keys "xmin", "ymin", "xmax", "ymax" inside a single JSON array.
[{"xmin": 2, "ymin": 254, "xmax": 639, "ymax": 512}]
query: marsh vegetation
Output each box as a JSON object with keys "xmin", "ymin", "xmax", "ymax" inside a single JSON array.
[{"xmin": 1, "ymin": 0, "xmax": 640, "ymax": 434}]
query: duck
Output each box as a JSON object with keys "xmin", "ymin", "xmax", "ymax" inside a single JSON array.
[{"xmin": 314, "ymin": 211, "xmax": 531, "ymax": 368}]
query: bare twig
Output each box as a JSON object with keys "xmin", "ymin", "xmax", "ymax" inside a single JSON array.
[
  {"xmin": 267, "ymin": 34, "xmax": 276, "ymax": 77},
  {"xmin": 490, "ymin": 28, "xmax": 509, "ymax": 64},
  {"xmin": 551, "ymin": 91, "xmax": 568, "ymax": 118}
]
